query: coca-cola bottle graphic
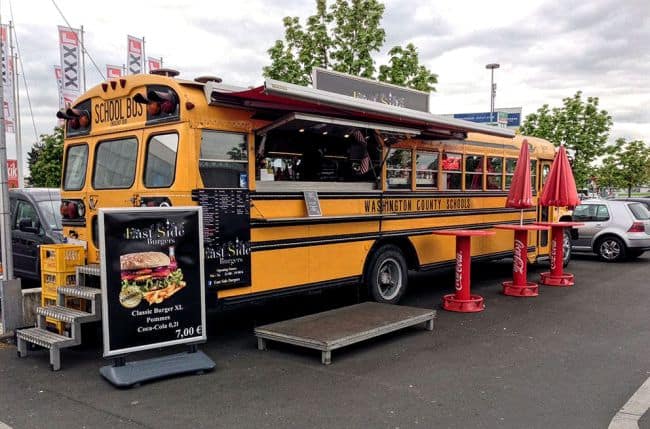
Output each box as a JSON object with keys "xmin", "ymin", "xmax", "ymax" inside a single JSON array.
[{"xmin": 168, "ymin": 246, "xmax": 178, "ymax": 271}]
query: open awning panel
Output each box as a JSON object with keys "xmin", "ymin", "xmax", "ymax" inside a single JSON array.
[{"xmin": 206, "ymin": 80, "xmax": 514, "ymax": 140}]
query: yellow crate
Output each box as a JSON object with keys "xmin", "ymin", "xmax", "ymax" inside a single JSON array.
[
  {"xmin": 40, "ymin": 244, "xmax": 85, "ymax": 272},
  {"xmin": 41, "ymin": 270, "xmax": 77, "ymax": 297},
  {"xmin": 42, "ymin": 297, "xmax": 66, "ymax": 335}
]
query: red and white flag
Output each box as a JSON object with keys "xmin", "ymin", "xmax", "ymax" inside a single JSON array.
[
  {"xmin": 58, "ymin": 26, "xmax": 81, "ymax": 105},
  {"xmin": 127, "ymin": 35, "xmax": 143, "ymax": 74},
  {"xmin": 7, "ymin": 159, "xmax": 18, "ymax": 188},
  {"xmin": 147, "ymin": 57, "xmax": 161, "ymax": 72},
  {"xmin": 106, "ymin": 64, "xmax": 122, "ymax": 79},
  {"xmin": 1, "ymin": 25, "xmax": 16, "ymax": 133}
]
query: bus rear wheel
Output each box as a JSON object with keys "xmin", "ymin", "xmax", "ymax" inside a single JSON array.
[{"xmin": 366, "ymin": 245, "xmax": 407, "ymax": 304}]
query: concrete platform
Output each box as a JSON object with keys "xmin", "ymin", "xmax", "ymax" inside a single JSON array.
[{"xmin": 254, "ymin": 302, "xmax": 435, "ymax": 364}]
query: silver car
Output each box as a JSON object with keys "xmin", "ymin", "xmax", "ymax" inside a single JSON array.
[{"xmin": 570, "ymin": 199, "xmax": 650, "ymax": 261}]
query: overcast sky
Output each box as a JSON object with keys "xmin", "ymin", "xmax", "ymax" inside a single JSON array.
[{"xmin": 3, "ymin": 0, "xmax": 649, "ymax": 166}]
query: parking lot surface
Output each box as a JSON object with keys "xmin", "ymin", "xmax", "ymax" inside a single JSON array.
[{"xmin": 1, "ymin": 255, "xmax": 649, "ymax": 429}]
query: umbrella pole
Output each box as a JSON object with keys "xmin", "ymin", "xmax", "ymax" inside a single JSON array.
[{"xmin": 520, "ymin": 210, "xmax": 524, "ymax": 226}]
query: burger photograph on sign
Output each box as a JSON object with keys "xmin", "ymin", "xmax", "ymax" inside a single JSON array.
[{"xmin": 119, "ymin": 249, "xmax": 186, "ymax": 308}]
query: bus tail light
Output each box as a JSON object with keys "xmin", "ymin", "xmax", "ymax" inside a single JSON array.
[{"xmin": 60, "ymin": 200, "xmax": 85, "ymax": 220}]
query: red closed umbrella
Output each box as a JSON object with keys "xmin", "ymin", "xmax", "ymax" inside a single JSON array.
[
  {"xmin": 540, "ymin": 145, "xmax": 580, "ymax": 207},
  {"xmin": 506, "ymin": 139, "xmax": 533, "ymax": 224}
]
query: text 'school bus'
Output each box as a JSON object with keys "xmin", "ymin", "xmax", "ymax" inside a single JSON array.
[{"xmin": 58, "ymin": 69, "xmax": 564, "ymax": 306}]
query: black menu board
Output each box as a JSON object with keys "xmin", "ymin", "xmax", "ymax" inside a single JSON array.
[{"xmin": 196, "ymin": 189, "xmax": 251, "ymax": 289}]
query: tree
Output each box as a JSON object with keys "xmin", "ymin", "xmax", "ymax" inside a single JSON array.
[
  {"xmin": 263, "ymin": 0, "xmax": 437, "ymax": 92},
  {"xmin": 378, "ymin": 43, "xmax": 438, "ymax": 92},
  {"xmin": 598, "ymin": 138, "xmax": 650, "ymax": 197},
  {"xmin": 519, "ymin": 91, "xmax": 613, "ymax": 188},
  {"xmin": 28, "ymin": 127, "xmax": 64, "ymax": 187}
]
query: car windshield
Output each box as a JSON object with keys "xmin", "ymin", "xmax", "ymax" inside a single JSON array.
[
  {"xmin": 37, "ymin": 200, "xmax": 63, "ymax": 230},
  {"xmin": 629, "ymin": 203, "xmax": 650, "ymax": 220}
]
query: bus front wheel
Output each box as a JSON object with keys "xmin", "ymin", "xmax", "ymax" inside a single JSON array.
[{"xmin": 366, "ymin": 245, "xmax": 407, "ymax": 304}]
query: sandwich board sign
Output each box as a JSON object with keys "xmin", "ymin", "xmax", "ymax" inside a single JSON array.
[{"xmin": 98, "ymin": 207, "xmax": 214, "ymax": 386}]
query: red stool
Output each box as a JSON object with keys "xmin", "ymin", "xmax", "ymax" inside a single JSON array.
[
  {"xmin": 535, "ymin": 222, "xmax": 583, "ymax": 287},
  {"xmin": 493, "ymin": 224, "xmax": 550, "ymax": 297},
  {"xmin": 432, "ymin": 229, "xmax": 495, "ymax": 312}
]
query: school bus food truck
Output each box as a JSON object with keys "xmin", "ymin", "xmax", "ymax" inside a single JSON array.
[{"xmin": 56, "ymin": 69, "xmax": 565, "ymax": 307}]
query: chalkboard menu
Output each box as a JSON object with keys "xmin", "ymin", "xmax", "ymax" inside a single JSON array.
[
  {"xmin": 195, "ymin": 189, "xmax": 251, "ymax": 289},
  {"xmin": 99, "ymin": 207, "xmax": 206, "ymax": 357},
  {"xmin": 303, "ymin": 191, "xmax": 322, "ymax": 217}
]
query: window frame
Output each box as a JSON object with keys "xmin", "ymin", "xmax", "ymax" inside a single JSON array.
[
  {"xmin": 464, "ymin": 154, "xmax": 484, "ymax": 191},
  {"xmin": 386, "ymin": 147, "xmax": 413, "ymax": 190},
  {"xmin": 92, "ymin": 136, "xmax": 139, "ymax": 190},
  {"xmin": 441, "ymin": 152, "xmax": 462, "ymax": 191},
  {"xmin": 415, "ymin": 149, "xmax": 439, "ymax": 190},
  {"xmin": 199, "ymin": 129, "xmax": 249, "ymax": 189},
  {"xmin": 143, "ymin": 132, "xmax": 180, "ymax": 189},
  {"xmin": 62, "ymin": 143, "xmax": 89, "ymax": 191},
  {"xmin": 486, "ymin": 156, "xmax": 504, "ymax": 191}
]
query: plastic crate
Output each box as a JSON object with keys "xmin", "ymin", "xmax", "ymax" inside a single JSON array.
[
  {"xmin": 42, "ymin": 297, "xmax": 67, "ymax": 335},
  {"xmin": 40, "ymin": 244, "xmax": 85, "ymax": 272},
  {"xmin": 41, "ymin": 270, "xmax": 77, "ymax": 297}
]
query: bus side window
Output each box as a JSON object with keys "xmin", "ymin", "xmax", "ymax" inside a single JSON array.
[
  {"xmin": 441, "ymin": 153, "xmax": 461, "ymax": 190},
  {"xmin": 487, "ymin": 157, "xmax": 503, "ymax": 190},
  {"xmin": 144, "ymin": 133, "xmax": 179, "ymax": 188},
  {"xmin": 464, "ymin": 155, "xmax": 484, "ymax": 190},
  {"xmin": 386, "ymin": 148, "xmax": 412, "ymax": 190},
  {"xmin": 505, "ymin": 158, "xmax": 517, "ymax": 189},
  {"xmin": 199, "ymin": 130, "xmax": 248, "ymax": 188}
]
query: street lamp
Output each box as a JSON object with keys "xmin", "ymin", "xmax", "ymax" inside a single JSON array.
[{"xmin": 485, "ymin": 63, "xmax": 500, "ymax": 123}]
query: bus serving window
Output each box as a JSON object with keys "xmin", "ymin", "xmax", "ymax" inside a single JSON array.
[
  {"xmin": 465, "ymin": 155, "xmax": 484, "ymax": 190},
  {"xmin": 63, "ymin": 144, "xmax": 88, "ymax": 191},
  {"xmin": 415, "ymin": 151, "xmax": 438, "ymax": 189},
  {"xmin": 441, "ymin": 153, "xmax": 461, "ymax": 190},
  {"xmin": 505, "ymin": 158, "xmax": 517, "ymax": 189},
  {"xmin": 386, "ymin": 148, "xmax": 412, "ymax": 190},
  {"xmin": 487, "ymin": 157, "xmax": 503, "ymax": 190},
  {"xmin": 200, "ymin": 130, "xmax": 247, "ymax": 188},
  {"xmin": 93, "ymin": 138, "xmax": 138, "ymax": 189},
  {"xmin": 144, "ymin": 133, "xmax": 179, "ymax": 188}
]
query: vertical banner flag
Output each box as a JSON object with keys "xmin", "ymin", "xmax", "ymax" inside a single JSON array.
[
  {"xmin": 1, "ymin": 25, "xmax": 16, "ymax": 133},
  {"xmin": 106, "ymin": 64, "xmax": 122, "ymax": 79},
  {"xmin": 58, "ymin": 26, "xmax": 81, "ymax": 106},
  {"xmin": 7, "ymin": 160, "xmax": 18, "ymax": 188},
  {"xmin": 127, "ymin": 35, "xmax": 143, "ymax": 74},
  {"xmin": 147, "ymin": 57, "xmax": 161, "ymax": 72}
]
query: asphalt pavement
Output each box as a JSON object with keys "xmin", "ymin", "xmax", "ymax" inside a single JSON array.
[{"xmin": 1, "ymin": 254, "xmax": 649, "ymax": 429}]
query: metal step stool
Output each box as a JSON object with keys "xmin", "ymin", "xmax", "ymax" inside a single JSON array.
[{"xmin": 16, "ymin": 269, "xmax": 102, "ymax": 371}]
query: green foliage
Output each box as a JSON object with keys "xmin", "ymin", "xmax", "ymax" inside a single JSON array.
[
  {"xmin": 28, "ymin": 127, "xmax": 63, "ymax": 188},
  {"xmin": 378, "ymin": 43, "xmax": 438, "ymax": 92},
  {"xmin": 598, "ymin": 138, "xmax": 650, "ymax": 197},
  {"xmin": 520, "ymin": 91, "xmax": 613, "ymax": 188},
  {"xmin": 263, "ymin": 0, "xmax": 437, "ymax": 92}
]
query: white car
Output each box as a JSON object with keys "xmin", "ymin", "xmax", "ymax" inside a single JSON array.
[{"xmin": 570, "ymin": 199, "xmax": 650, "ymax": 261}]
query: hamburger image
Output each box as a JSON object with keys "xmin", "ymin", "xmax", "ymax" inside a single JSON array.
[{"xmin": 120, "ymin": 251, "xmax": 185, "ymax": 306}]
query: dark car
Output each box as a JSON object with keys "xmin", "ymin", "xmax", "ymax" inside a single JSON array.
[
  {"xmin": 5, "ymin": 188, "xmax": 64, "ymax": 281},
  {"xmin": 614, "ymin": 197, "xmax": 650, "ymax": 211}
]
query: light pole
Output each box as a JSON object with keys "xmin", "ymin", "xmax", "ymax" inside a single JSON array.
[{"xmin": 485, "ymin": 63, "xmax": 499, "ymax": 123}]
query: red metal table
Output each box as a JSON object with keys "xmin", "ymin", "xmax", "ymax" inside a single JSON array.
[
  {"xmin": 432, "ymin": 229, "xmax": 495, "ymax": 312},
  {"xmin": 493, "ymin": 224, "xmax": 550, "ymax": 297},
  {"xmin": 535, "ymin": 221, "xmax": 583, "ymax": 287}
]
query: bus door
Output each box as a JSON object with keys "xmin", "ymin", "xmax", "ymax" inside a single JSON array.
[{"xmin": 536, "ymin": 161, "xmax": 552, "ymax": 255}]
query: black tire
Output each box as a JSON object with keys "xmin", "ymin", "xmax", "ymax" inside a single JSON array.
[
  {"xmin": 596, "ymin": 236, "xmax": 627, "ymax": 262},
  {"xmin": 366, "ymin": 245, "xmax": 407, "ymax": 304},
  {"xmin": 562, "ymin": 229, "xmax": 572, "ymax": 267}
]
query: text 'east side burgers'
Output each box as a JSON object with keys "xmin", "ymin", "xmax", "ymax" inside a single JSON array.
[{"xmin": 120, "ymin": 252, "xmax": 185, "ymax": 307}]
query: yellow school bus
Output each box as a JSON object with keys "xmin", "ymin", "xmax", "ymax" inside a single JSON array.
[{"xmin": 58, "ymin": 69, "xmax": 564, "ymax": 306}]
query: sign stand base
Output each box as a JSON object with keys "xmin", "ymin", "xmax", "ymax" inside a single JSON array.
[{"xmin": 100, "ymin": 347, "xmax": 215, "ymax": 388}]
